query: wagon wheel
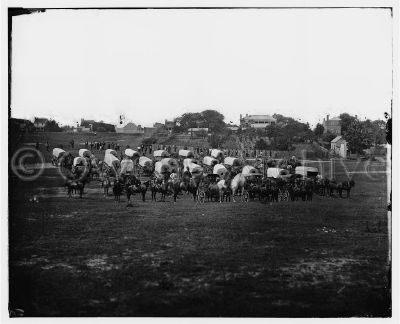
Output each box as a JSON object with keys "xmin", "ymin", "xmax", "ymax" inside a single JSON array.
[
  {"xmin": 243, "ymin": 190, "xmax": 249, "ymax": 202},
  {"xmin": 198, "ymin": 190, "xmax": 206, "ymax": 203}
]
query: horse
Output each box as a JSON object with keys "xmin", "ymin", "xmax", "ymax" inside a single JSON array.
[
  {"xmin": 288, "ymin": 181, "xmax": 306, "ymax": 201},
  {"xmin": 305, "ymin": 179, "xmax": 314, "ymax": 201},
  {"xmin": 327, "ymin": 178, "xmax": 342, "ymax": 197},
  {"xmin": 59, "ymin": 153, "xmax": 74, "ymax": 170},
  {"xmin": 230, "ymin": 172, "xmax": 247, "ymax": 202},
  {"xmin": 168, "ymin": 176, "xmax": 188, "ymax": 202},
  {"xmin": 338, "ymin": 179, "xmax": 356, "ymax": 198},
  {"xmin": 150, "ymin": 174, "xmax": 170, "ymax": 202},
  {"xmin": 259, "ymin": 178, "xmax": 279, "ymax": 202},
  {"xmin": 101, "ymin": 176, "xmax": 112, "ymax": 197},
  {"xmin": 182, "ymin": 169, "xmax": 204, "ymax": 202},
  {"xmin": 89, "ymin": 156, "xmax": 101, "ymax": 179},
  {"xmin": 217, "ymin": 170, "xmax": 235, "ymax": 203},
  {"xmin": 65, "ymin": 178, "xmax": 86, "ymax": 198},
  {"xmin": 113, "ymin": 179, "xmax": 124, "ymax": 202},
  {"xmin": 206, "ymin": 181, "xmax": 221, "ymax": 202},
  {"xmin": 125, "ymin": 176, "xmax": 150, "ymax": 204}
]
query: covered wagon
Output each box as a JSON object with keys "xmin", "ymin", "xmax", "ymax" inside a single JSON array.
[
  {"xmin": 139, "ymin": 156, "xmax": 153, "ymax": 168},
  {"xmin": 242, "ymin": 165, "xmax": 261, "ymax": 176},
  {"xmin": 154, "ymin": 161, "xmax": 171, "ymax": 180},
  {"xmin": 213, "ymin": 164, "xmax": 228, "ymax": 178},
  {"xmin": 51, "ymin": 148, "xmax": 66, "ymax": 166},
  {"xmin": 153, "ymin": 150, "xmax": 169, "ymax": 160},
  {"xmin": 52, "ymin": 148, "xmax": 66, "ymax": 159},
  {"xmin": 202, "ymin": 156, "xmax": 218, "ymax": 167},
  {"xmin": 211, "ymin": 149, "xmax": 224, "ymax": 161},
  {"xmin": 73, "ymin": 156, "xmax": 87, "ymax": 167},
  {"xmin": 183, "ymin": 158, "xmax": 203, "ymax": 177},
  {"xmin": 161, "ymin": 158, "xmax": 178, "ymax": 173},
  {"xmin": 295, "ymin": 166, "xmax": 319, "ymax": 179},
  {"xmin": 79, "ymin": 149, "xmax": 92, "ymax": 158},
  {"xmin": 266, "ymin": 167, "xmax": 290, "ymax": 179},
  {"xmin": 120, "ymin": 159, "xmax": 134, "ymax": 175},
  {"xmin": 104, "ymin": 153, "xmax": 121, "ymax": 177},
  {"xmin": 179, "ymin": 149, "xmax": 194, "ymax": 158},
  {"xmin": 125, "ymin": 149, "xmax": 140, "ymax": 160},
  {"xmin": 105, "ymin": 149, "xmax": 118, "ymax": 157},
  {"xmin": 224, "ymin": 157, "xmax": 241, "ymax": 167},
  {"xmin": 138, "ymin": 156, "xmax": 154, "ymax": 176}
]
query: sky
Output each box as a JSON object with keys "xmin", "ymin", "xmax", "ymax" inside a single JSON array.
[{"xmin": 11, "ymin": 8, "xmax": 393, "ymax": 128}]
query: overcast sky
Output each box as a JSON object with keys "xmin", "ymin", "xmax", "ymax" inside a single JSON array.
[{"xmin": 11, "ymin": 8, "xmax": 392, "ymax": 128}]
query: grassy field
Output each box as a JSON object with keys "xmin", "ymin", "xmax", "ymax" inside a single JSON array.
[{"xmin": 8, "ymin": 156, "xmax": 391, "ymax": 317}]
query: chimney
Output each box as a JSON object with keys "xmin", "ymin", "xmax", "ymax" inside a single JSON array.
[
  {"xmin": 240, "ymin": 114, "xmax": 242, "ymax": 120},
  {"xmin": 246, "ymin": 113, "xmax": 248, "ymax": 117},
  {"xmin": 326, "ymin": 115, "xmax": 329, "ymax": 121}
]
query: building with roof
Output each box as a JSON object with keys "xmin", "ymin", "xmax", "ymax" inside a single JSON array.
[
  {"xmin": 116, "ymin": 122, "xmax": 144, "ymax": 134},
  {"xmin": 33, "ymin": 117, "xmax": 48, "ymax": 132},
  {"xmin": 331, "ymin": 136, "xmax": 347, "ymax": 158},
  {"xmin": 164, "ymin": 119, "xmax": 176, "ymax": 133},
  {"xmin": 323, "ymin": 115, "xmax": 341, "ymax": 135},
  {"xmin": 240, "ymin": 114, "xmax": 276, "ymax": 129}
]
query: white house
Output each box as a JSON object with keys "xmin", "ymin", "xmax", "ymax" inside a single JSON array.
[
  {"xmin": 116, "ymin": 122, "xmax": 144, "ymax": 134},
  {"xmin": 33, "ymin": 117, "xmax": 48, "ymax": 132},
  {"xmin": 240, "ymin": 114, "xmax": 276, "ymax": 129},
  {"xmin": 331, "ymin": 136, "xmax": 347, "ymax": 158}
]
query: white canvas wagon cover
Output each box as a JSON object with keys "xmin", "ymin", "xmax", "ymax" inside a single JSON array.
[
  {"xmin": 267, "ymin": 167, "xmax": 289, "ymax": 179},
  {"xmin": 295, "ymin": 166, "xmax": 319, "ymax": 178},
  {"xmin": 224, "ymin": 157, "xmax": 241, "ymax": 167},
  {"xmin": 161, "ymin": 158, "xmax": 178, "ymax": 172},
  {"xmin": 211, "ymin": 149, "xmax": 224, "ymax": 160},
  {"xmin": 73, "ymin": 156, "xmax": 87, "ymax": 167},
  {"xmin": 183, "ymin": 158, "xmax": 194, "ymax": 169},
  {"xmin": 213, "ymin": 164, "xmax": 228, "ymax": 178},
  {"xmin": 120, "ymin": 159, "xmax": 134, "ymax": 174},
  {"xmin": 52, "ymin": 148, "xmax": 65, "ymax": 158},
  {"xmin": 203, "ymin": 156, "xmax": 218, "ymax": 167},
  {"xmin": 105, "ymin": 149, "xmax": 118, "ymax": 157},
  {"xmin": 179, "ymin": 149, "xmax": 194, "ymax": 158},
  {"xmin": 183, "ymin": 159, "xmax": 203, "ymax": 176},
  {"xmin": 125, "ymin": 149, "xmax": 140, "ymax": 159},
  {"xmin": 242, "ymin": 165, "xmax": 260, "ymax": 176},
  {"xmin": 79, "ymin": 149, "xmax": 91, "ymax": 158},
  {"xmin": 139, "ymin": 156, "xmax": 153, "ymax": 168},
  {"xmin": 104, "ymin": 153, "xmax": 121, "ymax": 169},
  {"xmin": 155, "ymin": 161, "xmax": 171, "ymax": 174},
  {"xmin": 153, "ymin": 150, "xmax": 169, "ymax": 158}
]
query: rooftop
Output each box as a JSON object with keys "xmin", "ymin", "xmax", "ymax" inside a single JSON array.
[
  {"xmin": 331, "ymin": 136, "xmax": 346, "ymax": 143},
  {"xmin": 242, "ymin": 115, "xmax": 276, "ymax": 121}
]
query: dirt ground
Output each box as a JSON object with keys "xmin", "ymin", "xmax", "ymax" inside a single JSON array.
[{"xmin": 8, "ymin": 161, "xmax": 390, "ymax": 317}]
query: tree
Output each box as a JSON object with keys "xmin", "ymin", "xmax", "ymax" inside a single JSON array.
[
  {"xmin": 371, "ymin": 119, "xmax": 387, "ymax": 145},
  {"xmin": 201, "ymin": 109, "xmax": 226, "ymax": 133},
  {"xmin": 339, "ymin": 113, "xmax": 357, "ymax": 134},
  {"xmin": 343, "ymin": 119, "xmax": 374, "ymax": 154},
  {"xmin": 385, "ymin": 112, "xmax": 391, "ymax": 145},
  {"xmin": 44, "ymin": 119, "xmax": 62, "ymax": 132},
  {"xmin": 255, "ymin": 138, "xmax": 269, "ymax": 150},
  {"xmin": 313, "ymin": 123, "xmax": 325, "ymax": 138},
  {"xmin": 322, "ymin": 132, "xmax": 336, "ymax": 143},
  {"xmin": 265, "ymin": 123, "xmax": 282, "ymax": 138}
]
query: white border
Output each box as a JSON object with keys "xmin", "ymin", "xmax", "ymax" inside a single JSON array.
[{"xmin": 1, "ymin": 1, "xmax": 399, "ymax": 324}]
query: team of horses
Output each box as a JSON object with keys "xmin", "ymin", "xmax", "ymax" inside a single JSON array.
[{"xmin": 57, "ymin": 151, "xmax": 355, "ymax": 204}]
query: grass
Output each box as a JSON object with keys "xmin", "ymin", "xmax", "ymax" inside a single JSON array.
[{"xmin": 8, "ymin": 147, "xmax": 390, "ymax": 316}]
